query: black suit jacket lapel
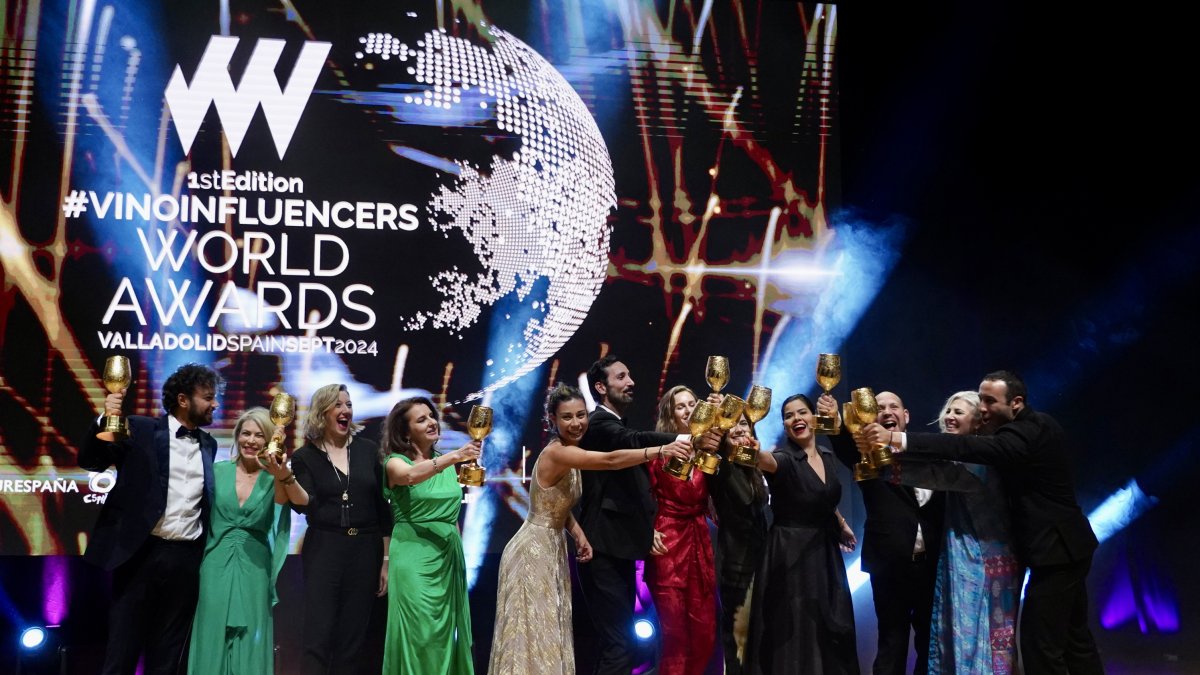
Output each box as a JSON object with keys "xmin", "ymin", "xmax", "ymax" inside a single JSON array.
[
  {"xmin": 154, "ymin": 417, "xmax": 171, "ymax": 502},
  {"xmin": 200, "ymin": 433, "xmax": 216, "ymax": 508}
]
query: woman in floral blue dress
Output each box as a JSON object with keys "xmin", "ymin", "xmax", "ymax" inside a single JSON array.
[{"xmin": 893, "ymin": 391, "xmax": 1021, "ymax": 674}]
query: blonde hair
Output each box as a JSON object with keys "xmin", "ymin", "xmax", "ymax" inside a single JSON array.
[
  {"xmin": 936, "ymin": 390, "xmax": 982, "ymax": 433},
  {"xmin": 303, "ymin": 384, "xmax": 363, "ymax": 442},
  {"xmin": 232, "ymin": 407, "xmax": 276, "ymax": 468},
  {"xmin": 655, "ymin": 385, "xmax": 697, "ymax": 433}
]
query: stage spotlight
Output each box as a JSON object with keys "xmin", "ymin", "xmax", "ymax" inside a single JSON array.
[
  {"xmin": 633, "ymin": 618, "xmax": 655, "ymax": 640},
  {"xmin": 19, "ymin": 627, "xmax": 46, "ymax": 650},
  {"xmin": 16, "ymin": 625, "xmax": 61, "ymax": 675}
]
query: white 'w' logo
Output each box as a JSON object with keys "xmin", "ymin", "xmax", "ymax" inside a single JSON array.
[{"xmin": 164, "ymin": 36, "xmax": 332, "ymax": 159}]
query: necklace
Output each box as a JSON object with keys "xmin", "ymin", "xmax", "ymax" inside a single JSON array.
[{"xmin": 322, "ymin": 440, "xmax": 352, "ymax": 527}]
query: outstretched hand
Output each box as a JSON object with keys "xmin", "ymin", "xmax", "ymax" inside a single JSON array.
[
  {"xmin": 103, "ymin": 390, "xmax": 125, "ymax": 417},
  {"xmin": 456, "ymin": 439, "xmax": 482, "ymax": 462},
  {"xmin": 258, "ymin": 450, "xmax": 291, "ymax": 479},
  {"xmin": 817, "ymin": 393, "xmax": 839, "ymax": 419},
  {"xmin": 660, "ymin": 439, "xmax": 692, "ymax": 461},
  {"xmin": 862, "ymin": 423, "xmax": 892, "ymax": 449}
]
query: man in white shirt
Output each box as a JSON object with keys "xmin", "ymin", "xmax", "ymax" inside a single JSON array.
[
  {"xmin": 822, "ymin": 390, "xmax": 944, "ymax": 675},
  {"xmin": 575, "ymin": 355, "xmax": 692, "ymax": 675},
  {"xmin": 79, "ymin": 362, "xmax": 220, "ymax": 675}
]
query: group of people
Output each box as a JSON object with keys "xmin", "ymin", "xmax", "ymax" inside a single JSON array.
[{"xmin": 80, "ymin": 357, "xmax": 1105, "ymax": 675}]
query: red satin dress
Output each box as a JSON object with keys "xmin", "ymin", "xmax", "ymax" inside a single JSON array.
[{"xmin": 645, "ymin": 459, "xmax": 717, "ymax": 675}]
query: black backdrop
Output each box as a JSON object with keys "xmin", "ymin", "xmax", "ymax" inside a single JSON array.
[{"xmin": 2, "ymin": 1, "xmax": 1197, "ymax": 673}]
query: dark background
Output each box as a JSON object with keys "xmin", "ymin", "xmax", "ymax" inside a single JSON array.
[{"xmin": 3, "ymin": 1, "xmax": 1197, "ymax": 673}]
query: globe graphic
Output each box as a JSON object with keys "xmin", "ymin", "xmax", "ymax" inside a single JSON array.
[{"xmin": 346, "ymin": 18, "xmax": 616, "ymax": 401}]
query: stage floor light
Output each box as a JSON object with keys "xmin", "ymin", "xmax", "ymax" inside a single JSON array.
[
  {"xmin": 633, "ymin": 618, "xmax": 656, "ymax": 640},
  {"xmin": 19, "ymin": 627, "xmax": 47, "ymax": 650}
]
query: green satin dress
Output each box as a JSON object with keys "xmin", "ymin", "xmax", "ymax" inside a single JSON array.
[
  {"xmin": 383, "ymin": 453, "xmax": 474, "ymax": 674},
  {"xmin": 187, "ymin": 460, "xmax": 290, "ymax": 675}
]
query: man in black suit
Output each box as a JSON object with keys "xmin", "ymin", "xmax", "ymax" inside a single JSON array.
[
  {"xmin": 864, "ymin": 370, "xmax": 1104, "ymax": 675},
  {"xmin": 79, "ymin": 363, "xmax": 221, "ymax": 675},
  {"xmin": 576, "ymin": 355, "xmax": 685, "ymax": 674},
  {"xmin": 823, "ymin": 390, "xmax": 943, "ymax": 675}
]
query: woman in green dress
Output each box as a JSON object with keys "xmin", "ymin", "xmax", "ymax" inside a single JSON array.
[
  {"xmin": 187, "ymin": 407, "xmax": 309, "ymax": 674},
  {"xmin": 380, "ymin": 396, "xmax": 482, "ymax": 674}
]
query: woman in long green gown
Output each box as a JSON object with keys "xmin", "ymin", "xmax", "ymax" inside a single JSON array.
[
  {"xmin": 187, "ymin": 407, "xmax": 309, "ymax": 675},
  {"xmin": 380, "ymin": 397, "xmax": 482, "ymax": 674}
]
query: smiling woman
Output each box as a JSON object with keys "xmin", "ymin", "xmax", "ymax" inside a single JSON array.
[
  {"xmin": 487, "ymin": 383, "xmax": 692, "ymax": 675},
  {"xmin": 288, "ymin": 383, "xmax": 393, "ymax": 674}
]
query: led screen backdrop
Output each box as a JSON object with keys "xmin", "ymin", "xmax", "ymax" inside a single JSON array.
[{"xmin": 0, "ymin": 0, "xmax": 851, "ymax": 557}]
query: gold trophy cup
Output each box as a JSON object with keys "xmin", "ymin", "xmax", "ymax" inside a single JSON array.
[
  {"xmin": 96, "ymin": 356, "xmax": 133, "ymax": 442},
  {"xmin": 843, "ymin": 401, "xmax": 879, "ymax": 481},
  {"xmin": 695, "ymin": 395, "xmax": 744, "ymax": 474},
  {"xmin": 458, "ymin": 405, "xmax": 491, "ymax": 487},
  {"xmin": 730, "ymin": 385, "xmax": 771, "ymax": 467},
  {"xmin": 665, "ymin": 400, "xmax": 716, "ymax": 480},
  {"xmin": 258, "ymin": 392, "xmax": 295, "ymax": 463},
  {"xmin": 705, "ymin": 356, "xmax": 730, "ymax": 394},
  {"xmin": 850, "ymin": 387, "xmax": 894, "ymax": 467},
  {"xmin": 814, "ymin": 353, "xmax": 841, "ymax": 434}
]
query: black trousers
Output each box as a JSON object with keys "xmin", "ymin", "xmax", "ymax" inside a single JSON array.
[
  {"xmin": 1021, "ymin": 555, "xmax": 1105, "ymax": 675},
  {"xmin": 869, "ymin": 553, "xmax": 938, "ymax": 675},
  {"xmin": 577, "ymin": 551, "xmax": 637, "ymax": 675},
  {"xmin": 101, "ymin": 536, "xmax": 204, "ymax": 675},
  {"xmin": 300, "ymin": 529, "xmax": 383, "ymax": 675}
]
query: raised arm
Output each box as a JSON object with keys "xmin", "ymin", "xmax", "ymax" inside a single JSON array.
[
  {"xmin": 581, "ymin": 414, "xmax": 680, "ymax": 452},
  {"xmin": 537, "ymin": 439, "xmax": 692, "ymax": 486},
  {"xmin": 385, "ymin": 440, "xmax": 481, "ymax": 488},
  {"xmin": 889, "ymin": 456, "xmax": 986, "ymax": 493},
  {"xmin": 868, "ymin": 416, "xmax": 1041, "ymax": 467},
  {"xmin": 259, "ymin": 436, "xmax": 310, "ymax": 505},
  {"xmin": 79, "ymin": 391, "xmax": 128, "ymax": 471}
]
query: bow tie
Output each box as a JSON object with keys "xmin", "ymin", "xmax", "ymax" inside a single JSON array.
[{"xmin": 176, "ymin": 426, "xmax": 201, "ymax": 442}]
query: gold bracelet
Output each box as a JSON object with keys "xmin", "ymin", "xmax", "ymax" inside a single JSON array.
[
  {"xmin": 280, "ymin": 473, "xmax": 297, "ymax": 485},
  {"xmin": 656, "ymin": 445, "xmax": 663, "ymax": 459},
  {"xmin": 643, "ymin": 447, "xmax": 649, "ymax": 461},
  {"xmin": 432, "ymin": 455, "xmax": 440, "ymax": 471}
]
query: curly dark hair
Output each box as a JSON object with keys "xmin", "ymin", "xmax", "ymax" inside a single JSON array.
[{"xmin": 161, "ymin": 363, "xmax": 221, "ymax": 414}]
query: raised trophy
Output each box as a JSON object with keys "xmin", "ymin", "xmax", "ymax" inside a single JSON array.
[
  {"xmin": 705, "ymin": 356, "xmax": 730, "ymax": 394},
  {"xmin": 258, "ymin": 392, "xmax": 295, "ymax": 463},
  {"xmin": 850, "ymin": 387, "xmax": 894, "ymax": 467},
  {"xmin": 842, "ymin": 401, "xmax": 879, "ymax": 481},
  {"xmin": 458, "ymin": 405, "xmax": 491, "ymax": 487},
  {"xmin": 814, "ymin": 353, "xmax": 841, "ymax": 434},
  {"xmin": 96, "ymin": 356, "xmax": 132, "ymax": 442},
  {"xmin": 665, "ymin": 400, "xmax": 716, "ymax": 480},
  {"xmin": 730, "ymin": 385, "xmax": 771, "ymax": 466},
  {"xmin": 695, "ymin": 394, "xmax": 744, "ymax": 474}
]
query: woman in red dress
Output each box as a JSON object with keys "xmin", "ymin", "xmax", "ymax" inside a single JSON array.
[{"xmin": 645, "ymin": 385, "xmax": 718, "ymax": 675}]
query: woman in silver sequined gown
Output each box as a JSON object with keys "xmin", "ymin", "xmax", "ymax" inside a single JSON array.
[{"xmin": 487, "ymin": 384, "xmax": 692, "ymax": 675}]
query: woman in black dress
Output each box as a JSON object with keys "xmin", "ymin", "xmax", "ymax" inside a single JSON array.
[
  {"xmin": 744, "ymin": 393, "xmax": 859, "ymax": 675},
  {"xmin": 290, "ymin": 383, "xmax": 393, "ymax": 674},
  {"xmin": 708, "ymin": 412, "xmax": 770, "ymax": 674}
]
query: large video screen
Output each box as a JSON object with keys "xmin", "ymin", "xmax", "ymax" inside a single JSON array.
[{"xmin": 0, "ymin": 0, "xmax": 850, "ymax": 558}]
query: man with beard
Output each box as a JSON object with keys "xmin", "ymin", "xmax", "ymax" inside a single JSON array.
[
  {"xmin": 863, "ymin": 371, "xmax": 1103, "ymax": 675},
  {"xmin": 821, "ymin": 390, "xmax": 944, "ymax": 675},
  {"xmin": 79, "ymin": 363, "xmax": 221, "ymax": 675},
  {"xmin": 576, "ymin": 355, "xmax": 690, "ymax": 674}
]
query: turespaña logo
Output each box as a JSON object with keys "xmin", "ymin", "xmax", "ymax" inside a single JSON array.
[{"xmin": 164, "ymin": 36, "xmax": 331, "ymax": 159}]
